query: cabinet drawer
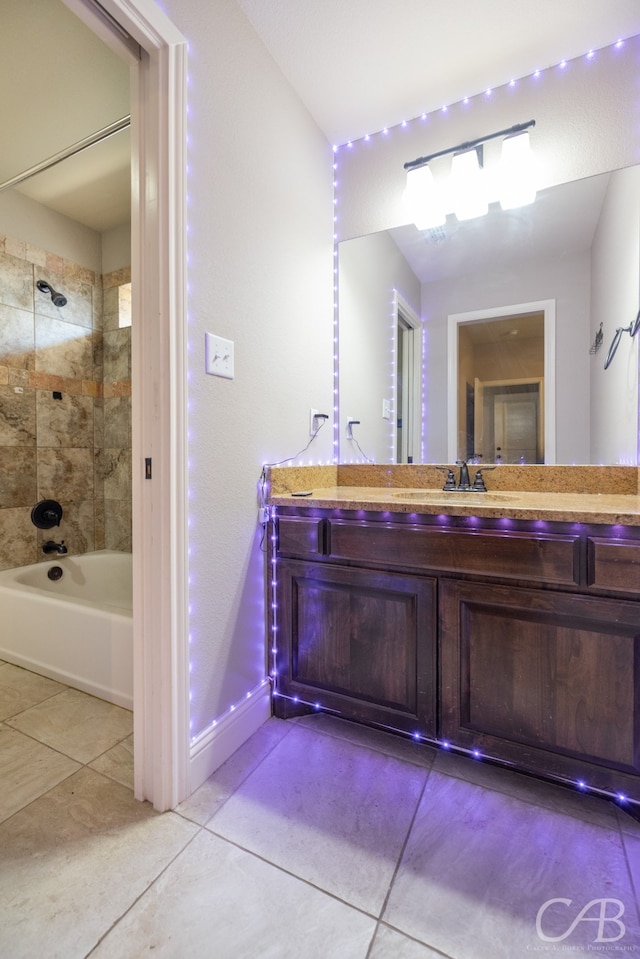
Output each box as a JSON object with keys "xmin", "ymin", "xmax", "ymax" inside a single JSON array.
[
  {"xmin": 328, "ymin": 520, "xmax": 580, "ymax": 585},
  {"xmin": 277, "ymin": 517, "xmax": 325, "ymax": 557},
  {"xmin": 588, "ymin": 538, "xmax": 640, "ymax": 594}
]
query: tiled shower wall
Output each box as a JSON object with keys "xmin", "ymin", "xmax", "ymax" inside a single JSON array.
[{"xmin": 0, "ymin": 234, "xmax": 131, "ymax": 571}]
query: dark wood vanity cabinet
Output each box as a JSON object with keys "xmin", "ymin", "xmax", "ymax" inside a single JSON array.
[
  {"xmin": 277, "ymin": 559, "xmax": 437, "ymax": 735},
  {"xmin": 440, "ymin": 580, "xmax": 640, "ymax": 795},
  {"xmin": 272, "ymin": 510, "xmax": 640, "ymax": 800}
]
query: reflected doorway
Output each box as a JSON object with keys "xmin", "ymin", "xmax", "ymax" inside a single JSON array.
[
  {"xmin": 394, "ymin": 291, "xmax": 422, "ymax": 463},
  {"xmin": 471, "ymin": 378, "xmax": 543, "ymax": 463},
  {"xmin": 448, "ymin": 300, "xmax": 556, "ymax": 464}
]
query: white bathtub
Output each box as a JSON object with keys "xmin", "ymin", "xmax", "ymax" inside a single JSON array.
[{"xmin": 0, "ymin": 550, "xmax": 133, "ymax": 709}]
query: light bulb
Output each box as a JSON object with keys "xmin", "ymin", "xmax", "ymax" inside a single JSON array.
[
  {"xmin": 499, "ymin": 130, "xmax": 536, "ymax": 210},
  {"xmin": 403, "ymin": 165, "xmax": 446, "ymax": 229},
  {"xmin": 451, "ymin": 148, "xmax": 488, "ymax": 221}
]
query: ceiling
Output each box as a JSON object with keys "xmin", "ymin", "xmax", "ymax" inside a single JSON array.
[
  {"xmin": 237, "ymin": 0, "xmax": 640, "ymax": 146},
  {"xmin": 0, "ymin": 0, "xmax": 130, "ymax": 232},
  {"xmin": 2, "ymin": 0, "xmax": 640, "ymax": 233}
]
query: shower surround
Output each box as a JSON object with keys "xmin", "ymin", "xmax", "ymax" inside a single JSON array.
[{"xmin": 0, "ymin": 233, "xmax": 131, "ymax": 571}]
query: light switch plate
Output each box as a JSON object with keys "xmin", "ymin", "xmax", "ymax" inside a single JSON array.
[{"xmin": 205, "ymin": 333, "xmax": 234, "ymax": 379}]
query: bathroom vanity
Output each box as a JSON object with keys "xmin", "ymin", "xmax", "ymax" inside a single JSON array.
[{"xmin": 267, "ymin": 466, "xmax": 640, "ymax": 804}]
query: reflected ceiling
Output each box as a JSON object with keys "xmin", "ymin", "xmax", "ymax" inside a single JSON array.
[{"xmin": 389, "ymin": 174, "xmax": 611, "ymax": 285}]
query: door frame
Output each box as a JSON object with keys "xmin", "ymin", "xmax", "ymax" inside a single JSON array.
[
  {"xmin": 447, "ymin": 300, "xmax": 556, "ymax": 465},
  {"xmin": 393, "ymin": 291, "xmax": 422, "ymax": 464},
  {"xmin": 64, "ymin": 0, "xmax": 189, "ymax": 810}
]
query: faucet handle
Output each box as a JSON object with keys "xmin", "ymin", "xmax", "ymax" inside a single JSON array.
[
  {"xmin": 472, "ymin": 466, "xmax": 497, "ymax": 491},
  {"xmin": 435, "ymin": 466, "xmax": 457, "ymax": 490}
]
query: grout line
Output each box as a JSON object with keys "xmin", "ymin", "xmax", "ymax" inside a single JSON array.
[
  {"xmin": 0, "ymin": 676, "xmax": 73, "ymax": 722},
  {"xmin": 172, "ymin": 717, "xmax": 297, "ymax": 827},
  {"xmin": 375, "ymin": 764, "xmax": 431, "ymax": 927},
  {"xmin": 293, "ymin": 713, "xmax": 438, "ymax": 770},
  {"xmin": 617, "ymin": 812, "xmax": 640, "ymax": 928},
  {"xmin": 374, "ymin": 920, "xmax": 455, "ymax": 958},
  {"xmin": 83, "ymin": 822, "xmax": 205, "ymax": 958},
  {"xmin": 200, "ymin": 824, "xmax": 381, "ymax": 922},
  {"xmin": 0, "ymin": 763, "xmax": 83, "ymax": 827}
]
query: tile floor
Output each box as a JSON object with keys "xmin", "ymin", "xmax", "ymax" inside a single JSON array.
[{"xmin": 1, "ymin": 659, "xmax": 639, "ymax": 958}]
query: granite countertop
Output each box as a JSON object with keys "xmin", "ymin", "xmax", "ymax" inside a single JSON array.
[{"xmin": 269, "ymin": 486, "xmax": 640, "ymax": 525}]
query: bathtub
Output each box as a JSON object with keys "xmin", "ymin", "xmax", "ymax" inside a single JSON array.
[{"xmin": 0, "ymin": 550, "xmax": 132, "ymax": 709}]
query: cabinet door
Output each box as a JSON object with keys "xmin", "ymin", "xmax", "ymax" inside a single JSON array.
[
  {"xmin": 277, "ymin": 559, "xmax": 436, "ymax": 736},
  {"xmin": 440, "ymin": 580, "xmax": 640, "ymax": 797}
]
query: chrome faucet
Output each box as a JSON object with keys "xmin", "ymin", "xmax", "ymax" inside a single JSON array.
[{"xmin": 42, "ymin": 540, "xmax": 68, "ymax": 556}]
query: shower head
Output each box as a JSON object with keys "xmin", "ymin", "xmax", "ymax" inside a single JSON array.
[{"xmin": 36, "ymin": 280, "xmax": 67, "ymax": 308}]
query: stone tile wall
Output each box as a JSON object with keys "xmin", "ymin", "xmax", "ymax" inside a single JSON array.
[{"xmin": 0, "ymin": 234, "xmax": 131, "ymax": 570}]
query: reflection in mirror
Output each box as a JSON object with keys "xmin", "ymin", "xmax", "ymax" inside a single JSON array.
[
  {"xmin": 459, "ymin": 314, "xmax": 544, "ymax": 464},
  {"xmin": 338, "ymin": 165, "xmax": 640, "ymax": 465},
  {"xmin": 448, "ymin": 302, "xmax": 554, "ymax": 465}
]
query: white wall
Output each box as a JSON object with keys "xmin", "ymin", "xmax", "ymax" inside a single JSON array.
[
  {"xmin": 0, "ymin": 189, "xmax": 102, "ymax": 272},
  {"xmin": 339, "ymin": 232, "xmax": 421, "ymax": 462},
  {"xmin": 160, "ymin": 0, "xmax": 334, "ymax": 741},
  {"xmin": 102, "ymin": 223, "xmax": 131, "ymax": 274},
  {"xmin": 0, "ymin": 187, "xmax": 131, "ymax": 275},
  {"xmin": 590, "ymin": 165, "xmax": 640, "ymax": 464}
]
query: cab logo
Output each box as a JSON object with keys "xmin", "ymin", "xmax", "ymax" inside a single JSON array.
[{"xmin": 535, "ymin": 898, "xmax": 627, "ymax": 944}]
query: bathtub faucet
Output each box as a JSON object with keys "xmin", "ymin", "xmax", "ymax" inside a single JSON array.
[{"xmin": 43, "ymin": 540, "xmax": 68, "ymax": 556}]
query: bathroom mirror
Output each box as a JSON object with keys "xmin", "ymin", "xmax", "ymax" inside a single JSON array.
[{"xmin": 338, "ymin": 164, "xmax": 640, "ymax": 465}]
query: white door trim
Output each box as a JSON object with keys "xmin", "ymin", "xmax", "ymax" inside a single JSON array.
[
  {"xmin": 63, "ymin": 0, "xmax": 190, "ymax": 810},
  {"xmin": 393, "ymin": 291, "xmax": 422, "ymax": 464}
]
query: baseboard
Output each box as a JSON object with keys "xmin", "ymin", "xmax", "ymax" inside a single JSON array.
[{"xmin": 188, "ymin": 681, "xmax": 272, "ymax": 795}]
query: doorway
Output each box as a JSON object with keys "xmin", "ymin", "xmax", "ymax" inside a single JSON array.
[
  {"xmin": 472, "ymin": 378, "xmax": 543, "ymax": 463},
  {"xmin": 394, "ymin": 291, "xmax": 422, "ymax": 463},
  {"xmin": 61, "ymin": 0, "xmax": 189, "ymax": 810},
  {"xmin": 448, "ymin": 300, "xmax": 556, "ymax": 464}
]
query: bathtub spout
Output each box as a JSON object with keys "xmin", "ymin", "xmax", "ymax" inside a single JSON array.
[{"xmin": 42, "ymin": 540, "xmax": 68, "ymax": 556}]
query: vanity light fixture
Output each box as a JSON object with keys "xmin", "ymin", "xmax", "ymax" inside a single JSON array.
[
  {"xmin": 403, "ymin": 119, "xmax": 536, "ymax": 229},
  {"xmin": 451, "ymin": 146, "xmax": 489, "ymax": 221},
  {"xmin": 499, "ymin": 129, "xmax": 536, "ymax": 209},
  {"xmin": 403, "ymin": 164, "xmax": 446, "ymax": 229}
]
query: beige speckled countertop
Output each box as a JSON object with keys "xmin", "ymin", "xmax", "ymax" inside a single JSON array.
[
  {"xmin": 267, "ymin": 464, "xmax": 640, "ymax": 525},
  {"xmin": 270, "ymin": 486, "xmax": 640, "ymax": 524}
]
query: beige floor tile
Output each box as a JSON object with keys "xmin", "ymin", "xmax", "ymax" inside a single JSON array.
[
  {"xmin": 0, "ymin": 723, "xmax": 80, "ymax": 822},
  {"xmin": 433, "ymin": 748, "xmax": 623, "ymax": 831},
  {"xmin": 0, "ymin": 767, "xmax": 198, "ymax": 959},
  {"xmin": 207, "ymin": 723, "xmax": 428, "ymax": 914},
  {"xmin": 383, "ymin": 770, "xmax": 639, "ymax": 958},
  {"xmin": 5, "ymin": 687, "xmax": 132, "ymax": 763},
  {"xmin": 297, "ymin": 712, "xmax": 438, "ymax": 769},
  {"xmin": 89, "ymin": 734, "xmax": 134, "ymax": 790},
  {"xmin": 369, "ymin": 924, "xmax": 445, "ymax": 958},
  {"xmin": 91, "ymin": 828, "xmax": 376, "ymax": 959},
  {"xmin": 0, "ymin": 662, "xmax": 65, "ymax": 721},
  {"xmin": 617, "ymin": 804, "xmax": 640, "ymax": 838},
  {"xmin": 623, "ymin": 833, "xmax": 640, "ymax": 920},
  {"xmin": 175, "ymin": 716, "xmax": 293, "ymax": 826}
]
